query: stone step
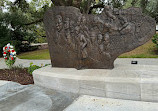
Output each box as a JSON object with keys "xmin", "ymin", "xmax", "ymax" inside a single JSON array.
[
  {"xmin": 64, "ymin": 95, "xmax": 158, "ymax": 111},
  {"xmin": 0, "ymin": 80, "xmax": 10, "ymax": 86},
  {"xmin": 33, "ymin": 64, "xmax": 158, "ymax": 102}
]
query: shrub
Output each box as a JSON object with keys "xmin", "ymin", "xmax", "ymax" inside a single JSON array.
[
  {"xmin": 27, "ymin": 62, "xmax": 41, "ymax": 74},
  {"xmin": 27, "ymin": 62, "xmax": 50, "ymax": 74},
  {"xmin": 152, "ymin": 34, "xmax": 158, "ymax": 48}
]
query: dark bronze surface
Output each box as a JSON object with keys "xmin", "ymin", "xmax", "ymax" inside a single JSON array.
[{"xmin": 44, "ymin": 6, "xmax": 156, "ymax": 69}]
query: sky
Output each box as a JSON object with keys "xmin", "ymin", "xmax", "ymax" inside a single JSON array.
[{"xmin": 2, "ymin": 0, "xmax": 31, "ymax": 12}]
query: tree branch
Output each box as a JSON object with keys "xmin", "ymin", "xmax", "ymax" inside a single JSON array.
[
  {"xmin": 86, "ymin": 0, "xmax": 93, "ymax": 14},
  {"xmin": 24, "ymin": 18, "xmax": 43, "ymax": 26},
  {"xmin": 51, "ymin": 0, "xmax": 66, "ymax": 6},
  {"xmin": 13, "ymin": 0, "xmax": 22, "ymax": 5},
  {"xmin": 88, "ymin": 3, "xmax": 104, "ymax": 14}
]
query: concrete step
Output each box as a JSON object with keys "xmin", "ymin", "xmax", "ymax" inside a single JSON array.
[
  {"xmin": 33, "ymin": 64, "xmax": 158, "ymax": 102},
  {"xmin": 64, "ymin": 95, "xmax": 158, "ymax": 111}
]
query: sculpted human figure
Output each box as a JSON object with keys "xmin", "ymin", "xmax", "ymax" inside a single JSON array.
[
  {"xmin": 74, "ymin": 26, "xmax": 82, "ymax": 50},
  {"xmin": 55, "ymin": 15, "xmax": 63, "ymax": 44},
  {"xmin": 116, "ymin": 11, "xmax": 133, "ymax": 34},
  {"xmin": 65, "ymin": 31, "xmax": 71, "ymax": 46},
  {"xmin": 97, "ymin": 34, "xmax": 104, "ymax": 54},
  {"xmin": 98, "ymin": 34, "xmax": 109, "ymax": 54},
  {"xmin": 77, "ymin": 16, "xmax": 82, "ymax": 26},
  {"xmin": 103, "ymin": 6, "xmax": 132, "ymax": 33},
  {"xmin": 56, "ymin": 15, "xmax": 63, "ymax": 32},
  {"xmin": 104, "ymin": 33, "xmax": 110, "ymax": 46},
  {"xmin": 64, "ymin": 18, "xmax": 70, "ymax": 30},
  {"xmin": 104, "ymin": 5, "xmax": 116, "ymax": 21},
  {"xmin": 76, "ymin": 33, "xmax": 88, "ymax": 69},
  {"xmin": 79, "ymin": 34, "xmax": 88, "ymax": 59},
  {"xmin": 90, "ymin": 32, "xmax": 97, "ymax": 46},
  {"xmin": 97, "ymin": 33, "xmax": 111, "ymax": 59},
  {"xmin": 80, "ymin": 16, "xmax": 89, "ymax": 38},
  {"xmin": 75, "ymin": 26, "xmax": 88, "ymax": 69},
  {"xmin": 64, "ymin": 18, "xmax": 71, "ymax": 44},
  {"xmin": 93, "ymin": 16, "xmax": 118, "ymax": 33}
]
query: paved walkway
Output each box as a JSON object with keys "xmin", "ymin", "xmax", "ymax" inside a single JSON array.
[
  {"xmin": 0, "ymin": 58, "xmax": 51, "ymax": 69},
  {"xmin": 114, "ymin": 58, "xmax": 158, "ymax": 65},
  {"xmin": 1, "ymin": 81, "xmax": 158, "ymax": 111},
  {"xmin": 65, "ymin": 95, "xmax": 158, "ymax": 111},
  {"xmin": 0, "ymin": 58, "xmax": 158, "ymax": 69},
  {"xmin": 0, "ymin": 82, "xmax": 79, "ymax": 111}
]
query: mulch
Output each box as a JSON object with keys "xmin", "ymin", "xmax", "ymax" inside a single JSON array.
[{"xmin": 0, "ymin": 68, "xmax": 34, "ymax": 85}]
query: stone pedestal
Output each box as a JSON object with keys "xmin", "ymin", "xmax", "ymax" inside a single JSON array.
[{"xmin": 33, "ymin": 64, "xmax": 158, "ymax": 102}]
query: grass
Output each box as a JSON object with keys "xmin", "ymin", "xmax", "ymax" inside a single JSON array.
[
  {"xmin": 18, "ymin": 40, "xmax": 158, "ymax": 59},
  {"xmin": 119, "ymin": 40, "xmax": 158, "ymax": 58},
  {"xmin": 18, "ymin": 49, "xmax": 50, "ymax": 60}
]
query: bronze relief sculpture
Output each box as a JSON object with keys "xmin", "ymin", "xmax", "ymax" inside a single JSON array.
[{"xmin": 44, "ymin": 6, "xmax": 156, "ymax": 69}]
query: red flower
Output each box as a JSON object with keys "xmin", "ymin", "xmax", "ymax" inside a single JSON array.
[
  {"xmin": 5, "ymin": 57, "xmax": 7, "ymax": 60},
  {"xmin": 5, "ymin": 47, "xmax": 7, "ymax": 49},
  {"xmin": 3, "ymin": 52, "xmax": 6, "ymax": 54},
  {"xmin": 8, "ymin": 50, "xmax": 10, "ymax": 52},
  {"xmin": 11, "ymin": 57, "xmax": 13, "ymax": 60},
  {"xmin": 12, "ymin": 50, "xmax": 15, "ymax": 52}
]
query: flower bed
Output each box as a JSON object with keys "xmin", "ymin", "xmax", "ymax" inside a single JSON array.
[{"xmin": 0, "ymin": 68, "xmax": 34, "ymax": 85}]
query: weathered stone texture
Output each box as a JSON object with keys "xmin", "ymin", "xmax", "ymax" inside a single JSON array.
[{"xmin": 44, "ymin": 6, "xmax": 156, "ymax": 69}]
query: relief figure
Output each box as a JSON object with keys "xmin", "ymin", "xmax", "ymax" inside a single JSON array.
[
  {"xmin": 97, "ymin": 33, "xmax": 111, "ymax": 59},
  {"xmin": 104, "ymin": 5, "xmax": 116, "ymax": 21},
  {"xmin": 56, "ymin": 15, "xmax": 63, "ymax": 32},
  {"xmin": 64, "ymin": 18, "xmax": 71, "ymax": 43},
  {"xmin": 55, "ymin": 15, "xmax": 63, "ymax": 44},
  {"xmin": 79, "ymin": 34, "xmax": 88, "ymax": 59}
]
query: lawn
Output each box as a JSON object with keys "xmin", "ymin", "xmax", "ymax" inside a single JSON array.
[
  {"xmin": 119, "ymin": 40, "xmax": 158, "ymax": 58},
  {"xmin": 18, "ymin": 40, "xmax": 158, "ymax": 59},
  {"xmin": 18, "ymin": 49, "xmax": 50, "ymax": 60}
]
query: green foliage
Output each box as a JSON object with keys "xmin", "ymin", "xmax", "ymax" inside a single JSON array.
[
  {"xmin": 27, "ymin": 62, "xmax": 41, "ymax": 74},
  {"xmin": 5, "ymin": 59, "xmax": 16, "ymax": 68},
  {"xmin": 50, "ymin": 0, "xmax": 158, "ymax": 23},
  {"xmin": 0, "ymin": 0, "xmax": 52, "ymax": 56},
  {"xmin": 27, "ymin": 62, "xmax": 50, "ymax": 74},
  {"xmin": 35, "ymin": 37, "xmax": 47, "ymax": 43},
  {"xmin": 152, "ymin": 34, "xmax": 158, "ymax": 48},
  {"xmin": 110, "ymin": 0, "xmax": 128, "ymax": 8}
]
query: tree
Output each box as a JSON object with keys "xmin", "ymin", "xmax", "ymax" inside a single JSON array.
[{"xmin": 0, "ymin": 0, "xmax": 52, "ymax": 56}]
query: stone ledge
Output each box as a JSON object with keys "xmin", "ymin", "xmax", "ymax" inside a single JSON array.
[{"xmin": 33, "ymin": 64, "xmax": 158, "ymax": 102}]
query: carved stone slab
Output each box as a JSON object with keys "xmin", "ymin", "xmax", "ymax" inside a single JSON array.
[{"xmin": 44, "ymin": 6, "xmax": 156, "ymax": 69}]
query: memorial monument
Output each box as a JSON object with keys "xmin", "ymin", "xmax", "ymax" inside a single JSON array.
[{"xmin": 44, "ymin": 6, "xmax": 156, "ymax": 69}]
